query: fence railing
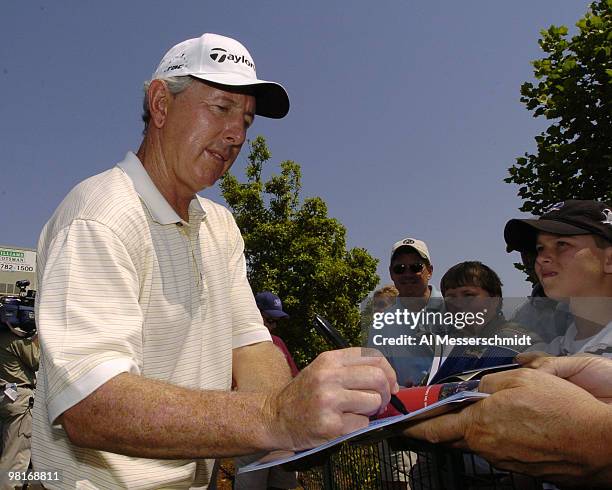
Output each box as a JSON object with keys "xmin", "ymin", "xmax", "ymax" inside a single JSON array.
[
  {"xmin": 217, "ymin": 437, "xmax": 553, "ymax": 489},
  {"xmin": 296, "ymin": 438, "xmax": 544, "ymax": 490}
]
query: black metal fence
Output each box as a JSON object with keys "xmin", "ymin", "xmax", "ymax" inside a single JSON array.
[{"xmin": 297, "ymin": 438, "xmax": 543, "ymax": 490}]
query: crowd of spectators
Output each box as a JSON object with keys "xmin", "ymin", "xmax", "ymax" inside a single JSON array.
[{"xmin": 367, "ymin": 199, "xmax": 612, "ymax": 488}]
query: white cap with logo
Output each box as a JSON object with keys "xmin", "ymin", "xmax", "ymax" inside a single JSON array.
[
  {"xmin": 152, "ymin": 33, "xmax": 289, "ymax": 119},
  {"xmin": 391, "ymin": 237, "xmax": 431, "ymax": 263}
]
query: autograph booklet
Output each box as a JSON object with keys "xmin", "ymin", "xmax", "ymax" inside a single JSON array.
[
  {"xmin": 237, "ymin": 380, "xmax": 487, "ymax": 474},
  {"xmin": 428, "ymin": 345, "xmax": 520, "ymax": 385}
]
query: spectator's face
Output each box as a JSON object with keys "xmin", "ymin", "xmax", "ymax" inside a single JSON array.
[
  {"xmin": 390, "ymin": 251, "xmax": 432, "ymax": 298},
  {"xmin": 535, "ymin": 232, "xmax": 610, "ymax": 300},
  {"xmin": 261, "ymin": 312, "xmax": 278, "ymax": 332},
  {"xmin": 161, "ymin": 80, "xmax": 255, "ymax": 193},
  {"xmin": 372, "ymin": 294, "xmax": 396, "ymax": 313},
  {"xmin": 444, "ymin": 285, "xmax": 499, "ymax": 327}
]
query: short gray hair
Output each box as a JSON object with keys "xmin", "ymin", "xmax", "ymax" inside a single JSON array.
[{"xmin": 141, "ymin": 76, "xmax": 194, "ymax": 133}]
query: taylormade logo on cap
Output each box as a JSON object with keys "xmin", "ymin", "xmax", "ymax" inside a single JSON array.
[{"xmin": 209, "ymin": 47, "xmax": 255, "ymax": 68}]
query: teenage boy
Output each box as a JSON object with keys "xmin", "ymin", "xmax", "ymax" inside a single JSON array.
[{"xmin": 504, "ymin": 200, "xmax": 612, "ymax": 357}]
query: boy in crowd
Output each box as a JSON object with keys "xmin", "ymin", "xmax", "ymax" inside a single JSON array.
[
  {"xmin": 508, "ymin": 250, "xmax": 571, "ymax": 342},
  {"xmin": 427, "ymin": 261, "xmax": 539, "ymax": 384},
  {"xmin": 504, "ymin": 200, "xmax": 612, "ymax": 357},
  {"xmin": 410, "ymin": 262, "xmax": 539, "ymax": 489}
]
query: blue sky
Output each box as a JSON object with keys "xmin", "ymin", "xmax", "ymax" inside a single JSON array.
[{"xmin": 1, "ymin": 1, "xmax": 592, "ymax": 296}]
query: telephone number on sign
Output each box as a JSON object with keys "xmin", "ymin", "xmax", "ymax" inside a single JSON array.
[
  {"xmin": 0, "ymin": 263, "xmax": 34, "ymax": 272},
  {"xmin": 7, "ymin": 470, "xmax": 62, "ymax": 482}
]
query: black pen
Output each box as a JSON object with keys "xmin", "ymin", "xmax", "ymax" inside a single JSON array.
[{"xmin": 313, "ymin": 313, "xmax": 409, "ymax": 415}]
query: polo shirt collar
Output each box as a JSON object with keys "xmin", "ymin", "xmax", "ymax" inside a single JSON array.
[{"xmin": 117, "ymin": 152, "xmax": 206, "ymax": 225}]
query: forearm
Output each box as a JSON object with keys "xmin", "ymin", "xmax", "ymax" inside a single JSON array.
[
  {"xmin": 60, "ymin": 372, "xmax": 281, "ymax": 459},
  {"xmin": 233, "ymin": 341, "xmax": 292, "ymax": 392},
  {"xmin": 61, "ymin": 347, "xmax": 398, "ymax": 460}
]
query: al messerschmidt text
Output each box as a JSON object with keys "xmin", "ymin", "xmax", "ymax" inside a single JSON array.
[{"xmin": 371, "ymin": 334, "xmax": 533, "ymax": 347}]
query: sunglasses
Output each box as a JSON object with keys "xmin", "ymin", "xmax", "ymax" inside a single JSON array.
[{"xmin": 392, "ymin": 262, "xmax": 425, "ymax": 275}]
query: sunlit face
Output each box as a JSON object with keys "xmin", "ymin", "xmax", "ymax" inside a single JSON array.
[
  {"xmin": 444, "ymin": 285, "xmax": 499, "ymax": 326},
  {"xmin": 535, "ymin": 232, "xmax": 609, "ymax": 300},
  {"xmin": 160, "ymin": 80, "xmax": 255, "ymax": 195},
  {"xmin": 389, "ymin": 251, "xmax": 432, "ymax": 299}
]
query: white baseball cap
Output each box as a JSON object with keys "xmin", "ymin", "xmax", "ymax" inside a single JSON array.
[
  {"xmin": 391, "ymin": 237, "xmax": 431, "ymax": 263},
  {"xmin": 152, "ymin": 33, "xmax": 289, "ymax": 119}
]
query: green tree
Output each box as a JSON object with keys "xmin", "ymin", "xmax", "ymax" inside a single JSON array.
[
  {"xmin": 220, "ymin": 136, "xmax": 379, "ymax": 366},
  {"xmin": 506, "ymin": 0, "xmax": 612, "ymax": 215}
]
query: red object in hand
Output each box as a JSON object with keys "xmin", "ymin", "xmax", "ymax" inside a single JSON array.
[{"xmin": 376, "ymin": 384, "xmax": 444, "ymax": 418}]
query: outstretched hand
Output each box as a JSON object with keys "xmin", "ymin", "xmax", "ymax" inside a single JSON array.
[{"xmin": 401, "ymin": 367, "xmax": 612, "ymax": 485}]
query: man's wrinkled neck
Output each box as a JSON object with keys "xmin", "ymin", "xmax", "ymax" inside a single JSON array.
[{"xmin": 137, "ymin": 137, "xmax": 193, "ymax": 222}]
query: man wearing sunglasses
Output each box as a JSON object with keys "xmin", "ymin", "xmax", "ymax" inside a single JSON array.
[
  {"xmin": 370, "ymin": 237, "xmax": 444, "ymax": 387},
  {"xmin": 389, "ymin": 238, "xmax": 435, "ymax": 311},
  {"xmin": 370, "ymin": 237, "xmax": 444, "ymax": 487}
]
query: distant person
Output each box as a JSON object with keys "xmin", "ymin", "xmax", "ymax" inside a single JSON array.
[
  {"xmin": 0, "ymin": 300, "xmax": 39, "ymax": 487},
  {"xmin": 427, "ymin": 261, "xmax": 539, "ymax": 383},
  {"xmin": 369, "ymin": 237, "xmax": 443, "ymax": 387},
  {"xmin": 255, "ymin": 292, "xmax": 299, "ymax": 377},
  {"xmin": 504, "ymin": 200, "xmax": 612, "ymax": 357},
  {"xmin": 372, "ymin": 285, "xmax": 399, "ymax": 313},
  {"xmin": 436, "ymin": 261, "xmax": 539, "ymax": 364},
  {"xmin": 441, "ymin": 261, "xmax": 523, "ymax": 337}
]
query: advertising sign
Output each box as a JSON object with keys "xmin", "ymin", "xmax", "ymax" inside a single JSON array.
[{"xmin": 0, "ymin": 248, "xmax": 36, "ymax": 273}]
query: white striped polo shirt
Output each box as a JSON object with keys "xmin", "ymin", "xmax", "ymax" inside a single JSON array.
[{"xmin": 32, "ymin": 152, "xmax": 271, "ymax": 489}]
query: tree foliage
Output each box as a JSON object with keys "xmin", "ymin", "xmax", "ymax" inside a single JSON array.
[
  {"xmin": 506, "ymin": 0, "xmax": 612, "ymax": 214},
  {"xmin": 220, "ymin": 136, "xmax": 379, "ymax": 366}
]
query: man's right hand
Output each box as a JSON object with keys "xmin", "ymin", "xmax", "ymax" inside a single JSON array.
[{"xmin": 264, "ymin": 347, "xmax": 398, "ymax": 451}]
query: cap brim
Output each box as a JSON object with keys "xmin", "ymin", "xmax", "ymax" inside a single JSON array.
[
  {"xmin": 504, "ymin": 218, "xmax": 591, "ymax": 252},
  {"xmin": 262, "ymin": 309, "xmax": 289, "ymax": 319},
  {"xmin": 191, "ymin": 73, "xmax": 289, "ymax": 119}
]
